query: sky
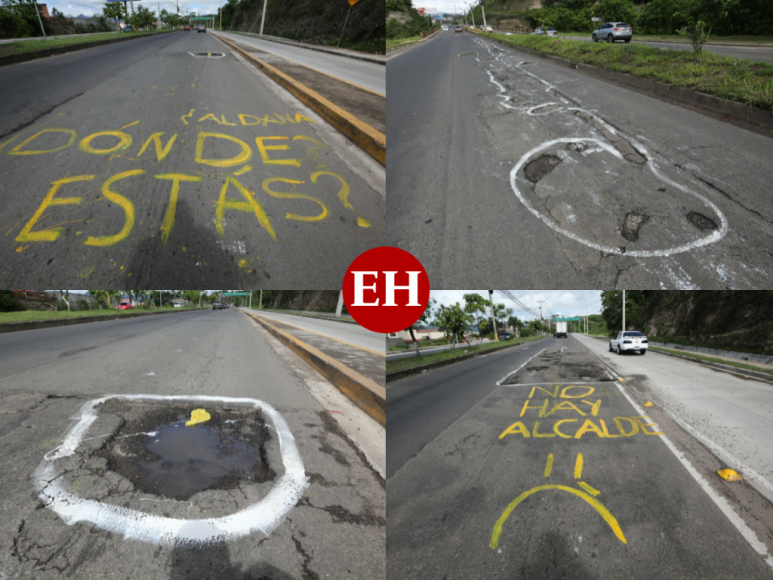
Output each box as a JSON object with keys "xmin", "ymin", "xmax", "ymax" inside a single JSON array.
[
  {"xmin": 428, "ymin": 290, "xmax": 603, "ymax": 322},
  {"xmin": 413, "ymin": 2, "xmax": 471, "ymax": 16},
  {"xmin": 46, "ymin": 0, "xmax": 222, "ymax": 18}
]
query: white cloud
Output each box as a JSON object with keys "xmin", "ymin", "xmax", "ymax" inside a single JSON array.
[
  {"xmin": 49, "ymin": 0, "xmax": 222, "ymax": 18},
  {"xmin": 429, "ymin": 290, "xmax": 603, "ymax": 321}
]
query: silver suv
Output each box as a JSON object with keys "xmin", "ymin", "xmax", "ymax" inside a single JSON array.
[{"xmin": 592, "ymin": 22, "xmax": 632, "ymax": 43}]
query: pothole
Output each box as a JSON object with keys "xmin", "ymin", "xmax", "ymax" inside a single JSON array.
[
  {"xmin": 621, "ymin": 213, "xmax": 649, "ymax": 242},
  {"xmin": 568, "ymin": 142, "xmax": 588, "ymax": 152},
  {"xmin": 524, "ymin": 154, "xmax": 561, "ymax": 182},
  {"xmin": 98, "ymin": 403, "xmax": 275, "ymax": 500},
  {"xmin": 189, "ymin": 52, "xmax": 225, "ymax": 58},
  {"xmin": 686, "ymin": 211, "xmax": 718, "ymax": 231}
]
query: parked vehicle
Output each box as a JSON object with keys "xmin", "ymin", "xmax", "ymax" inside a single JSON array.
[
  {"xmin": 532, "ymin": 26, "xmax": 558, "ymax": 37},
  {"xmin": 500, "ymin": 332, "xmax": 513, "ymax": 341},
  {"xmin": 197, "ymin": 25, "xmax": 206, "ymax": 33},
  {"xmin": 454, "ymin": 25, "xmax": 462, "ymax": 33},
  {"xmin": 213, "ymin": 302, "xmax": 222, "ymax": 310},
  {"xmin": 609, "ymin": 331, "xmax": 648, "ymax": 355},
  {"xmin": 183, "ymin": 25, "xmax": 190, "ymax": 31},
  {"xmin": 121, "ymin": 25, "xmax": 133, "ymax": 32},
  {"xmin": 173, "ymin": 302, "xmax": 183, "ymax": 308},
  {"xmin": 592, "ymin": 22, "xmax": 633, "ymax": 43},
  {"xmin": 555, "ymin": 321, "xmax": 567, "ymax": 338},
  {"xmin": 116, "ymin": 300, "xmax": 133, "ymax": 310}
]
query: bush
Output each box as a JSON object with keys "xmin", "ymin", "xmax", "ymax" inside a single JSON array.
[{"xmin": 0, "ymin": 291, "xmax": 21, "ymax": 312}]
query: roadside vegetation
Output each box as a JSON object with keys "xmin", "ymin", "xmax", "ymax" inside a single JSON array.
[
  {"xmin": 0, "ymin": 306, "xmax": 203, "ymax": 324},
  {"xmin": 387, "ymin": 335, "xmax": 545, "ymax": 374},
  {"xmin": 649, "ymin": 346, "xmax": 773, "ymax": 376},
  {"xmin": 486, "ymin": 33, "xmax": 773, "ymax": 111},
  {"xmin": 386, "ymin": 0, "xmax": 438, "ymax": 45},
  {"xmin": 0, "ymin": 28, "xmax": 172, "ymax": 57}
]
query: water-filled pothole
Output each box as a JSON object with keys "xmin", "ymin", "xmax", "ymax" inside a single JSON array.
[{"xmin": 98, "ymin": 404, "xmax": 275, "ymax": 500}]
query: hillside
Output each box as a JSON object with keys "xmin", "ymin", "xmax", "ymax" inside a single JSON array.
[{"xmin": 228, "ymin": 0, "xmax": 384, "ymax": 53}]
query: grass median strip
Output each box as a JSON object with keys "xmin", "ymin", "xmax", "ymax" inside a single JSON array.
[
  {"xmin": 649, "ymin": 346, "xmax": 773, "ymax": 376},
  {"xmin": 0, "ymin": 30, "xmax": 173, "ymax": 58},
  {"xmin": 485, "ymin": 33, "xmax": 773, "ymax": 112},
  {"xmin": 0, "ymin": 306, "xmax": 203, "ymax": 323},
  {"xmin": 387, "ymin": 336, "xmax": 544, "ymax": 373}
]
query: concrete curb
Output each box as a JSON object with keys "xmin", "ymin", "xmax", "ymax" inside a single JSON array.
[
  {"xmin": 244, "ymin": 311, "xmax": 386, "ymax": 426},
  {"xmin": 0, "ymin": 30, "xmax": 178, "ymax": 68},
  {"xmin": 650, "ymin": 342, "xmax": 773, "ymax": 366},
  {"xmin": 248, "ymin": 309, "xmax": 358, "ymax": 325},
  {"xmin": 482, "ymin": 35, "xmax": 773, "ymax": 129},
  {"xmin": 214, "ymin": 32, "xmax": 386, "ymax": 166},
  {"xmin": 224, "ymin": 31, "xmax": 385, "ymax": 64},
  {"xmin": 0, "ymin": 308, "xmax": 201, "ymax": 334},
  {"xmin": 386, "ymin": 337, "xmax": 548, "ymax": 383},
  {"xmin": 649, "ymin": 347, "xmax": 773, "ymax": 385}
]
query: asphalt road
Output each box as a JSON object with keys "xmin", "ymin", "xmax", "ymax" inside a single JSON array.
[
  {"xmin": 387, "ymin": 335, "xmax": 773, "ymax": 579},
  {"xmin": 387, "ymin": 33, "xmax": 773, "ymax": 289},
  {"xmin": 0, "ymin": 31, "xmax": 385, "ymax": 288},
  {"xmin": 249, "ymin": 308, "xmax": 385, "ymax": 354},
  {"xmin": 213, "ymin": 31, "xmax": 386, "ymax": 95},
  {"xmin": 0, "ymin": 309, "xmax": 385, "ymax": 579}
]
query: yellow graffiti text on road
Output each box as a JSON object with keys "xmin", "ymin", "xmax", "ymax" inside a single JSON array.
[
  {"xmin": 256, "ymin": 137, "xmax": 301, "ymax": 167},
  {"xmin": 15, "ymin": 175, "xmax": 94, "ymax": 242},
  {"xmin": 138, "ymin": 133, "xmax": 178, "ymax": 162},
  {"xmin": 79, "ymin": 131, "xmax": 133, "ymax": 155},
  {"xmin": 155, "ymin": 173, "xmax": 202, "ymax": 246},
  {"xmin": 83, "ymin": 170, "xmax": 143, "ymax": 247},
  {"xmin": 215, "ymin": 176, "xmax": 276, "ymax": 242},
  {"xmin": 196, "ymin": 132, "xmax": 252, "ymax": 167},
  {"xmin": 262, "ymin": 178, "xmax": 328, "ymax": 222},
  {"xmin": 8, "ymin": 128, "xmax": 77, "ymax": 156}
]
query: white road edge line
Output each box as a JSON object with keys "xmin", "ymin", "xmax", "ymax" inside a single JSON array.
[
  {"xmin": 579, "ymin": 337, "xmax": 773, "ymax": 570},
  {"xmin": 496, "ymin": 349, "xmax": 546, "ymax": 386},
  {"xmin": 35, "ymin": 394, "xmax": 308, "ymax": 546}
]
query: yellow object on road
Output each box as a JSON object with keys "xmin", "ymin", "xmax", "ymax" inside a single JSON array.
[
  {"xmin": 644, "ymin": 402, "xmax": 654, "ymax": 407},
  {"xmin": 717, "ymin": 468, "xmax": 742, "ymax": 482},
  {"xmin": 186, "ymin": 408, "xmax": 211, "ymax": 426}
]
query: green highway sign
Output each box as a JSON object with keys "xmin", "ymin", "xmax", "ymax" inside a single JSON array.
[
  {"xmin": 222, "ymin": 292, "xmax": 251, "ymax": 296},
  {"xmin": 554, "ymin": 317, "xmax": 582, "ymax": 321}
]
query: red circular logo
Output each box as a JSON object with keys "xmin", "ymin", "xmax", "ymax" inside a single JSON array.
[{"xmin": 342, "ymin": 247, "xmax": 430, "ymax": 333}]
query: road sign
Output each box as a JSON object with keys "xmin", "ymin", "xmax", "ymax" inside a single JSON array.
[
  {"xmin": 222, "ymin": 291, "xmax": 251, "ymax": 296},
  {"xmin": 554, "ymin": 317, "xmax": 582, "ymax": 321},
  {"xmin": 592, "ymin": 17, "xmax": 602, "ymax": 21}
]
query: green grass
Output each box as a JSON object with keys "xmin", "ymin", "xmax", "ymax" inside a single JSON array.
[
  {"xmin": 484, "ymin": 33, "xmax": 773, "ymax": 112},
  {"xmin": 558, "ymin": 33, "xmax": 773, "ymax": 45},
  {"xmin": 387, "ymin": 336, "xmax": 545, "ymax": 374},
  {"xmin": 649, "ymin": 347, "xmax": 773, "ymax": 376},
  {"xmin": 0, "ymin": 29, "xmax": 176, "ymax": 58},
  {"xmin": 387, "ymin": 35, "xmax": 423, "ymax": 50},
  {"xmin": 649, "ymin": 335, "xmax": 771, "ymax": 357},
  {"xmin": 0, "ymin": 306, "xmax": 203, "ymax": 323}
]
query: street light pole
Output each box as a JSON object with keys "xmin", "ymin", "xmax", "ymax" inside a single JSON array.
[
  {"xmin": 259, "ymin": 0, "xmax": 268, "ymax": 35},
  {"xmin": 622, "ymin": 290, "xmax": 626, "ymax": 333},
  {"xmin": 488, "ymin": 290, "xmax": 498, "ymax": 342}
]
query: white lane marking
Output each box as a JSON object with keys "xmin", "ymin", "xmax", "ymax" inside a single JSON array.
[
  {"xmin": 579, "ymin": 338, "xmax": 773, "ymax": 570},
  {"xmin": 35, "ymin": 394, "xmax": 308, "ymax": 546},
  {"xmin": 496, "ymin": 349, "xmax": 546, "ymax": 386},
  {"xmin": 614, "ymin": 381, "xmax": 773, "ymax": 571}
]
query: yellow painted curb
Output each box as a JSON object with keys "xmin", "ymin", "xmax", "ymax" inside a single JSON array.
[
  {"xmin": 215, "ymin": 34, "xmax": 386, "ymax": 166},
  {"xmin": 244, "ymin": 311, "xmax": 386, "ymax": 426}
]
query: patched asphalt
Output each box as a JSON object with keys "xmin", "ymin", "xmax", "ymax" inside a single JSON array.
[
  {"xmin": 0, "ymin": 31, "xmax": 384, "ymax": 288},
  {"xmin": 0, "ymin": 309, "xmax": 385, "ymax": 579},
  {"xmin": 387, "ymin": 335, "xmax": 773, "ymax": 579}
]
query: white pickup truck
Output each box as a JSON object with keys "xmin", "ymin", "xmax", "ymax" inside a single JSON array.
[{"xmin": 609, "ymin": 331, "xmax": 648, "ymax": 355}]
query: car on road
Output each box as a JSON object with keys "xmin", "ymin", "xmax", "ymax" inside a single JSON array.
[
  {"xmin": 592, "ymin": 22, "xmax": 633, "ymax": 43},
  {"xmin": 442, "ymin": 25, "xmax": 448, "ymax": 31},
  {"xmin": 499, "ymin": 332, "xmax": 513, "ymax": 341},
  {"xmin": 197, "ymin": 25, "xmax": 206, "ymax": 33},
  {"xmin": 183, "ymin": 25, "xmax": 190, "ymax": 31},
  {"xmin": 454, "ymin": 25, "xmax": 462, "ymax": 33},
  {"xmin": 479, "ymin": 25, "xmax": 493, "ymax": 32},
  {"xmin": 116, "ymin": 300, "xmax": 133, "ymax": 310},
  {"xmin": 609, "ymin": 331, "xmax": 648, "ymax": 355},
  {"xmin": 532, "ymin": 26, "xmax": 558, "ymax": 37},
  {"xmin": 121, "ymin": 25, "xmax": 133, "ymax": 32},
  {"xmin": 212, "ymin": 302, "xmax": 222, "ymax": 310}
]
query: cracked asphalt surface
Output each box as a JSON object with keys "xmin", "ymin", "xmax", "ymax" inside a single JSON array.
[
  {"xmin": 387, "ymin": 335, "xmax": 773, "ymax": 579},
  {"xmin": 0, "ymin": 31, "xmax": 385, "ymax": 288},
  {"xmin": 387, "ymin": 34, "xmax": 773, "ymax": 289},
  {"xmin": 0, "ymin": 309, "xmax": 385, "ymax": 579}
]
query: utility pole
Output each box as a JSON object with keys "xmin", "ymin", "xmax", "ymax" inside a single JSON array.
[
  {"xmin": 249, "ymin": 291, "xmax": 252, "ymax": 309},
  {"xmin": 259, "ymin": 290, "xmax": 263, "ymax": 309},
  {"xmin": 219, "ymin": 0, "xmax": 222, "ymax": 29},
  {"xmin": 336, "ymin": 291, "xmax": 344, "ymax": 318},
  {"xmin": 469, "ymin": 2, "xmax": 475, "ymax": 28},
  {"xmin": 480, "ymin": 0, "xmax": 487, "ymax": 31},
  {"xmin": 622, "ymin": 290, "xmax": 626, "ymax": 334},
  {"xmin": 488, "ymin": 290, "xmax": 498, "ymax": 342},
  {"xmin": 259, "ymin": 0, "xmax": 268, "ymax": 35},
  {"xmin": 32, "ymin": 1, "xmax": 46, "ymax": 38}
]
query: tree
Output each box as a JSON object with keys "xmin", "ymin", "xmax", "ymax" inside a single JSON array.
[
  {"xmin": 404, "ymin": 298, "xmax": 435, "ymax": 357},
  {"xmin": 59, "ymin": 290, "xmax": 70, "ymax": 311},
  {"xmin": 508, "ymin": 315, "xmax": 523, "ymax": 337},
  {"xmin": 183, "ymin": 290, "xmax": 203, "ymax": 307},
  {"xmin": 129, "ymin": 4, "xmax": 155, "ymax": 30},
  {"xmin": 601, "ymin": 291, "xmax": 647, "ymax": 336},
  {"xmin": 463, "ymin": 293, "xmax": 490, "ymax": 341},
  {"xmin": 103, "ymin": 2, "xmax": 125, "ymax": 26},
  {"xmin": 436, "ymin": 303, "xmax": 474, "ymax": 348}
]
